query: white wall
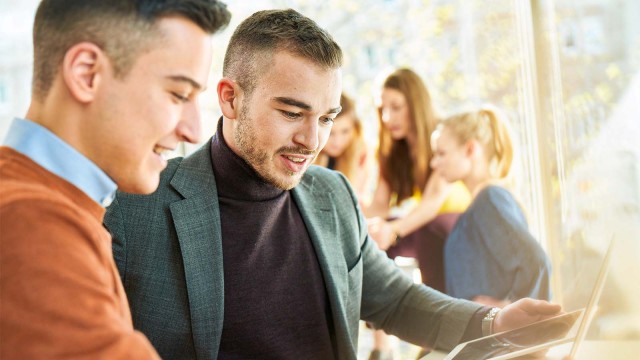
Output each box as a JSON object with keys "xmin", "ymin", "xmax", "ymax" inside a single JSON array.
[{"xmin": 0, "ymin": 0, "xmax": 38, "ymax": 140}]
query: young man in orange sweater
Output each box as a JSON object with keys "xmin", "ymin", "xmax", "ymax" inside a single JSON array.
[{"xmin": 0, "ymin": 1, "xmax": 230, "ymax": 358}]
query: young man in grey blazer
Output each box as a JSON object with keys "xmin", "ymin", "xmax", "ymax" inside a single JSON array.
[{"xmin": 104, "ymin": 8, "xmax": 560, "ymax": 360}]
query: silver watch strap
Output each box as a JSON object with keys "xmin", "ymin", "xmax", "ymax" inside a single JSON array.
[{"xmin": 481, "ymin": 307, "xmax": 501, "ymax": 337}]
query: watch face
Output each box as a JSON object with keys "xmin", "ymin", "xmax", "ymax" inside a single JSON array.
[
  {"xmin": 484, "ymin": 308, "xmax": 500, "ymax": 320},
  {"xmin": 482, "ymin": 308, "xmax": 500, "ymax": 336}
]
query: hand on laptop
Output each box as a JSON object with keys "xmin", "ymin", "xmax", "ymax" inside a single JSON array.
[
  {"xmin": 493, "ymin": 298, "xmax": 562, "ymax": 334},
  {"xmin": 492, "ymin": 299, "xmax": 562, "ymax": 358}
]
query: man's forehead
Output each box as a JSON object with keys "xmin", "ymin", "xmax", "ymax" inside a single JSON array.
[{"xmin": 251, "ymin": 52, "xmax": 341, "ymax": 110}]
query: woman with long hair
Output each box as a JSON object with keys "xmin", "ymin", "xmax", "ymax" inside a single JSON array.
[
  {"xmin": 365, "ymin": 68, "xmax": 470, "ymax": 360},
  {"xmin": 430, "ymin": 106, "xmax": 552, "ymax": 306},
  {"xmin": 367, "ymin": 68, "xmax": 470, "ymax": 289}
]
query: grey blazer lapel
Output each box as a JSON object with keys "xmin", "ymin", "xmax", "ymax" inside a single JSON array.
[
  {"xmin": 292, "ymin": 173, "xmax": 352, "ymax": 357},
  {"xmin": 169, "ymin": 144, "xmax": 224, "ymax": 360}
]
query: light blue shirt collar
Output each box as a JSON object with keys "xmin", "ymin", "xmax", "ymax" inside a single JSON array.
[{"xmin": 2, "ymin": 118, "xmax": 117, "ymax": 207}]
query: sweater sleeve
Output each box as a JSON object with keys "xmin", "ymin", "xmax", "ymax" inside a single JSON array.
[
  {"xmin": 471, "ymin": 187, "xmax": 551, "ymax": 300},
  {"xmin": 0, "ymin": 197, "xmax": 160, "ymax": 360}
]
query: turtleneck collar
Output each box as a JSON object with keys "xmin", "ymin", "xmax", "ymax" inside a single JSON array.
[{"xmin": 210, "ymin": 117, "xmax": 285, "ymax": 201}]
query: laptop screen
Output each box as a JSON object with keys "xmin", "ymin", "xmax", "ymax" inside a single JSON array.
[{"xmin": 566, "ymin": 237, "xmax": 614, "ymax": 359}]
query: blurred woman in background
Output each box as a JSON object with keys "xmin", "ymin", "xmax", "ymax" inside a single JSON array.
[
  {"xmin": 366, "ymin": 68, "xmax": 470, "ymax": 291},
  {"xmin": 365, "ymin": 68, "xmax": 470, "ymax": 360},
  {"xmin": 315, "ymin": 93, "xmax": 371, "ymax": 199},
  {"xmin": 430, "ymin": 106, "xmax": 552, "ymax": 307}
]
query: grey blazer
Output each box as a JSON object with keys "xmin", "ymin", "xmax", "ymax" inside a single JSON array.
[{"xmin": 105, "ymin": 141, "xmax": 481, "ymax": 360}]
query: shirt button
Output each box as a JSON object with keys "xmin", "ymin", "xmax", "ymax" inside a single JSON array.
[{"xmin": 101, "ymin": 196, "xmax": 114, "ymax": 207}]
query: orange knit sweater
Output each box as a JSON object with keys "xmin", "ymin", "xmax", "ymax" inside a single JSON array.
[{"xmin": 0, "ymin": 147, "xmax": 159, "ymax": 359}]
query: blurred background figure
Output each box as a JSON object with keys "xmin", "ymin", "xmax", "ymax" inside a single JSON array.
[
  {"xmin": 431, "ymin": 106, "xmax": 552, "ymax": 307},
  {"xmin": 364, "ymin": 68, "xmax": 470, "ymax": 360},
  {"xmin": 366, "ymin": 68, "xmax": 470, "ymax": 290},
  {"xmin": 314, "ymin": 92, "xmax": 372, "ymax": 201}
]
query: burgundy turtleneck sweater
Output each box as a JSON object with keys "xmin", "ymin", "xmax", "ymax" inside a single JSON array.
[{"xmin": 211, "ymin": 120, "xmax": 335, "ymax": 359}]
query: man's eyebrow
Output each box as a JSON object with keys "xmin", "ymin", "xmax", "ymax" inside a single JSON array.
[
  {"xmin": 273, "ymin": 97, "xmax": 312, "ymax": 111},
  {"xmin": 273, "ymin": 97, "xmax": 342, "ymax": 114},
  {"xmin": 166, "ymin": 75, "xmax": 206, "ymax": 91}
]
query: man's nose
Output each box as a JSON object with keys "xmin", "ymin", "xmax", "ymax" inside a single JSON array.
[{"xmin": 176, "ymin": 102, "xmax": 202, "ymax": 144}]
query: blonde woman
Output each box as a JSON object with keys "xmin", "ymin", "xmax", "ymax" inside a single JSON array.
[
  {"xmin": 430, "ymin": 106, "xmax": 552, "ymax": 307},
  {"xmin": 315, "ymin": 93, "xmax": 371, "ymax": 199}
]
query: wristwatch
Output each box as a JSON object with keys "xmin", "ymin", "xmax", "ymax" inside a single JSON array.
[{"xmin": 482, "ymin": 307, "xmax": 500, "ymax": 337}]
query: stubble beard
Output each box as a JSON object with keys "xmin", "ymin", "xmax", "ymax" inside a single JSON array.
[{"xmin": 234, "ymin": 107, "xmax": 305, "ymax": 190}]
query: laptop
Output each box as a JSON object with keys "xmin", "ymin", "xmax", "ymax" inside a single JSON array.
[{"xmin": 422, "ymin": 237, "xmax": 614, "ymax": 360}]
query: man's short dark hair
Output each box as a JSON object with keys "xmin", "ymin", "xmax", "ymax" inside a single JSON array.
[
  {"xmin": 223, "ymin": 9, "xmax": 343, "ymax": 97},
  {"xmin": 32, "ymin": 0, "xmax": 231, "ymax": 100}
]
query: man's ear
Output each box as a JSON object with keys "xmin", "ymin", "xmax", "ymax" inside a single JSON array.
[
  {"xmin": 217, "ymin": 78, "xmax": 241, "ymax": 119},
  {"xmin": 61, "ymin": 42, "xmax": 106, "ymax": 103}
]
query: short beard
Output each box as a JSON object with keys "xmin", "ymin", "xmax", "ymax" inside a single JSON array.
[{"xmin": 234, "ymin": 104, "xmax": 312, "ymax": 190}]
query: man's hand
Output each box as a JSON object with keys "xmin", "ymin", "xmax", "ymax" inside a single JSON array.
[{"xmin": 493, "ymin": 298, "xmax": 562, "ymax": 334}]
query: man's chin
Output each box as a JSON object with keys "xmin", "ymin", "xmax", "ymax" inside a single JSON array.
[
  {"xmin": 250, "ymin": 161, "xmax": 307, "ymax": 190},
  {"xmin": 270, "ymin": 176, "xmax": 302, "ymax": 191},
  {"xmin": 261, "ymin": 171, "xmax": 304, "ymax": 191}
]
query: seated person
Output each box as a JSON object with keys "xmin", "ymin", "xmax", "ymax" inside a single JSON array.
[
  {"xmin": 430, "ymin": 106, "xmax": 552, "ymax": 307},
  {"xmin": 364, "ymin": 68, "xmax": 471, "ymax": 360},
  {"xmin": 314, "ymin": 92, "xmax": 372, "ymax": 200},
  {"xmin": 366, "ymin": 68, "xmax": 470, "ymax": 293}
]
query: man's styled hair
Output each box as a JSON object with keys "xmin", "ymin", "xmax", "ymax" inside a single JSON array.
[
  {"xmin": 32, "ymin": 0, "xmax": 231, "ymax": 100},
  {"xmin": 223, "ymin": 9, "xmax": 343, "ymax": 97}
]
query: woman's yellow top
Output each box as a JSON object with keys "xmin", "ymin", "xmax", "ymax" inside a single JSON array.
[
  {"xmin": 389, "ymin": 181, "xmax": 470, "ymax": 217},
  {"xmin": 438, "ymin": 181, "xmax": 471, "ymax": 214}
]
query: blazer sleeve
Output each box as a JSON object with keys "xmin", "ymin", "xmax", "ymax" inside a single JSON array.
[{"xmin": 337, "ymin": 173, "xmax": 482, "ymax": 350}]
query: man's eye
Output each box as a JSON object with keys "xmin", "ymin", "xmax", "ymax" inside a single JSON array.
[
  {"xmin": 281, "ymin": 111, "xmax": 301, "ymax": 119},
  {"xmin": 320, "ymin": 117, "xmax": 335, "ymax": 126},
  {"xmin": 172, "ymin": 92, "xmax": 189, "ymax": 103}
]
